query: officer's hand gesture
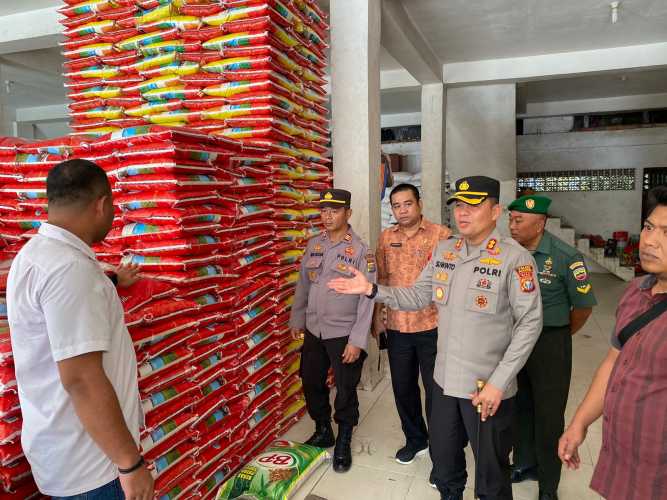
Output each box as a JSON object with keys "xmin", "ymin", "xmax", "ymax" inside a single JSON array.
[
  {"xmin": 342, "ymin": 344, "xmax": 361, "ymax": 364},
  {"xmin": 470, "ymin": 382, "xmax": 503, "ymax": 422},
  {"xmin": 328, "ymin": 267, "xmax": 372, "ymax": 295}
]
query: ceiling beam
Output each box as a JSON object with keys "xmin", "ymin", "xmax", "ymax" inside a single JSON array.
[
  {"xmin": 519, "ymin": 93, "xmax": 667, "ymax": 118},
  {"xmin": 380, "ymin": 0, "xmax": 442, "ymax": 84},
  {"xmin": 380, "ymin": 68, "xmax": 420, "ymax": 90},
  {"xmin": 0, "ymin": 7, "xmax": 61, "ymax": 55},
  {"xmin": 444, "ymin": 42, "xmax": 667, "ymax": 85}
]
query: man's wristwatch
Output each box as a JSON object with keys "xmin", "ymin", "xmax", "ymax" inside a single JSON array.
[{"xmin": 366, "ymin": 283, "xmax": 378, "ymax": 299}]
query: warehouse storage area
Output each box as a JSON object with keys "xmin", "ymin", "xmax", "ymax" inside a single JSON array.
[{"xmin": 0, "ymin": 1, "xmax": 665, "ymax": 499}]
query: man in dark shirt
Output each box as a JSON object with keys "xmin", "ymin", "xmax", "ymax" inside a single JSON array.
[{"xmin": 558, "ymin": 185, "xmax": 667, "ymax": 500}]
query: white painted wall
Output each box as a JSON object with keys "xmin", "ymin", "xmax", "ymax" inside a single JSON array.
[
  {"xmin": 518, "ymin": 127, "xmax": 667, "ymax": 239},
  {"xmin": 446, "ymin": 84, "xmax": 517, "ymax": 235}
]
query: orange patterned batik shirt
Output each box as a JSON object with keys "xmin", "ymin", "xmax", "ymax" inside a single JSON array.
[{"xmin": 376, "ymin": 218, "xmax": 451, "ymax": 333}]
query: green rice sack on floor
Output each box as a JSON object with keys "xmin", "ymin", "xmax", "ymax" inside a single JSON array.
[{"xmin": 216, "ymin": 440, "xmax": 329, "ymax": 500}]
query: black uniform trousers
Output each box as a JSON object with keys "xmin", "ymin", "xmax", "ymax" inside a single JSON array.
[
  {"xmin": 514, "ymin": 325, "xmax": 572, "ymax": 494},
  {"xmin": 300, "ymin": 330, "xmax": 367, "ymax": 427},
  {"xmin": 387, "ymin": 328, "xmax": 437, "ymax": 449},
  {"xmin": 430, "ymin": 382, "xmax": 516, "ymax": 500}
]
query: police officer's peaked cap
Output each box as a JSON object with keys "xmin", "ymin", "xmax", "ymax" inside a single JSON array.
[
  {"xmin": 446, "ymin": 176, "xmax": 500, "ymax": 205},
  {"xmin": 319, "ymin": 189, "xmax": 351, "ymax": 208},
  {"xmin": 508, "ymin": 195, "xmax": 552, "ymax": 215}
]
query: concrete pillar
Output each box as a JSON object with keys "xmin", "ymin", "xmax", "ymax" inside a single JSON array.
[
  {"xmin": 445, "ymin": 84, "xmax": 517, "ymax": 235},
  {"xmin": 330, "ymin": 0, "xmax": 383, "ymax": 390},
  {"xmin": 420, "ymin": 83, "xmax": 446, "ymax": 224},
  {"xmin": 330, "ymin": 0, "xmax": 381, "ymax": 247}
]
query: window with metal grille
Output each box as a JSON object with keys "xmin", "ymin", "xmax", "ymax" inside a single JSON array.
[{"xmin": 517, "ymin": 169, "xmax": 635, "ymax": 192}]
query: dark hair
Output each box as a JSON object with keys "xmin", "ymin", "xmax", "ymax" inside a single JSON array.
[
  {"xmin": 646, "ymin": 185, "xmax": 667, "ymax": 218},
  {"xmin": 389, "ymin": 183, "xmax": 420, "ymax": 204},
  {"xmin": 47, "ymin": 159, "xmax": 110, "ymax": 208}
]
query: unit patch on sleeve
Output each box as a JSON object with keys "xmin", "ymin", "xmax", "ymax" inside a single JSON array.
[
  {"xmin": 515, "ymin": 264, "xmax": 536, "ymax": 293},
  {"xmin": 577, "ymin": 284, "xmax": 592, "ymax": 294},
  {"xmin": 572, "ymin": 265, "xmax": 588, "ymax": 282},
  {"xmin": 366, "ymin": 253, "xmax": 376, "ymax": 273}
]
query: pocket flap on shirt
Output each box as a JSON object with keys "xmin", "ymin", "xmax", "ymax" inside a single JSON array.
[{"xmin": 465, "ymin": 288, "xmax": 499, "ymax": 314}]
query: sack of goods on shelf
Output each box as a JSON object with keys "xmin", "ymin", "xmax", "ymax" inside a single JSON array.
[
  {"xmin": 0, "ymin": 124, "xmax": 330, "ymax": 499},
  {"xmin": 59, "ymin": 0, "xmax": 331, "ymax": 169}
]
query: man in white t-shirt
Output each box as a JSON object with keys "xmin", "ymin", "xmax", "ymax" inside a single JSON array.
[{"xmin": 7, "ymin": 159, "xmax": 153, "ymax": 499}]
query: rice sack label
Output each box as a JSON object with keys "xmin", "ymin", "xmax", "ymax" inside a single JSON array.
[{"xmin": 216, "ymin": 440, "xmax": 328, "ymax": 500}]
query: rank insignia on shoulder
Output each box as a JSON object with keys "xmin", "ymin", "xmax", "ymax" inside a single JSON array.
[
  {"xmin": 577, "ymin": 284, "xmax": 592, "ymax": 294},
  {"xmin": 455, "ymin": 238, "xmax": 464, "ymax": 251},
  {"xmin": 344, "ymin": 233, "xmax": 352, "ymax": 243},
  {"xmin": 480, "ymin": 257, "xmax": 502, "ymax": 266},
  {"xmin": 515, "ymin": 264, "xmax": 536, "ymax": 293},
  {"xmin": 486, "ymin": 238, "xmax": 500, "ymax": 256},
  {"xmin": 345, "ymin": 246, "xmax": 355, "ymax": 256}
]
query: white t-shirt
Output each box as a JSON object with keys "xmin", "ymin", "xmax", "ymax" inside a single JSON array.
[{"xmin": 7, "ymin": 223, "xmax": 141, "ymax": 497}]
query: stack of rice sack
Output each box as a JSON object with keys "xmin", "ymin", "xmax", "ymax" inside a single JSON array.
[
  {"xmin": 0, "ymin": 125, "xmax": 330, "ymax": 498},
  {"xmin": 84, "ymin": 126, "xmax": 279, "ymax": 499},
  {"xmin": 59, "ymin": 0, "xmax": 331, "ymax": 167}
]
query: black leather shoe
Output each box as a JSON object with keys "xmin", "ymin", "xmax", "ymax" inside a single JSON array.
[
  {"xmin": 304, "ymin": 421, "xmax": 335, "ymax": 448},
  {"xmin": 539, "ymin": 491, "xmax": 558, "ymax": 500},
  {"xmin": 511, "ymin": 465, "xmax": 539, "ymax": 483},
  {"xmin": 332, "ymin": 425, "xmax": 353, "ymax": 473}
]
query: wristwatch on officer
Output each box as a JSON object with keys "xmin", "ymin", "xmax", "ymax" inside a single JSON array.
[{"xmin": 366, "ymin": 283, "xmax": 378, "ymax": 299}]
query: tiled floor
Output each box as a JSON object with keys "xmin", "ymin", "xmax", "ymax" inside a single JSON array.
[{"xmin": 282, "ymin": 274, "xmax": 627, "ymax": 500}]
